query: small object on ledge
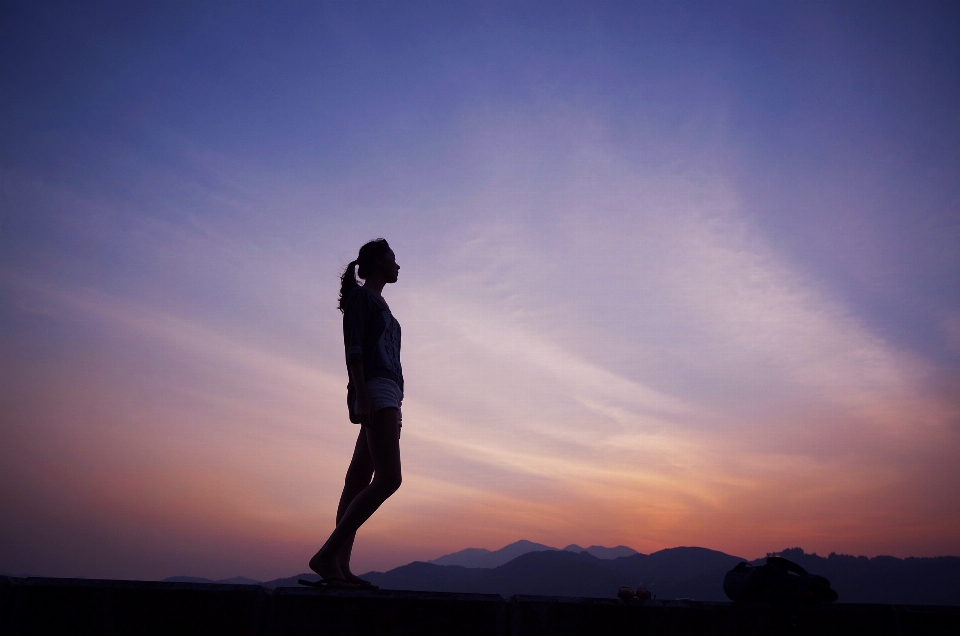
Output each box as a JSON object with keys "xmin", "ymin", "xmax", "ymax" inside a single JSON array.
[{"xmin": 618, "ymin": 586, "xmax": 653, "ymax": 601}]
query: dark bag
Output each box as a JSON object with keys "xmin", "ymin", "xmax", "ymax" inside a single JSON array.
[{"xmin": 724, "ymin": 556, "xmax": 838, "ymax": 603}]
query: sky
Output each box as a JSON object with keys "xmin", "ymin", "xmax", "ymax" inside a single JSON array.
[{"xmin": 1, "ymin": 1, "xmax": 959, "ymax": 581}]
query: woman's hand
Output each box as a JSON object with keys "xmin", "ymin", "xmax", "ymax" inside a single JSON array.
[
  {"xmin": 354, "ymin": 391, "xmax": 373, "ymax": 427},
  {"xmin": 348, "ymin": 361, "xmax": 373, "ymax": 426}
]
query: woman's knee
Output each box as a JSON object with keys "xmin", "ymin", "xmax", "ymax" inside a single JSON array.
[
  {"xmin": 344, "ymin": 467, "xmax": 373, "ymax": 491},
  {"xmin": 375, "ymin": 471, "xmax": 402, "ymax": 495}
]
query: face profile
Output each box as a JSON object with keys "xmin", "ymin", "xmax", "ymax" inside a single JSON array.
[{"xmin": 377, "ymin": 250, "xmax": 399, "ymax": 284}]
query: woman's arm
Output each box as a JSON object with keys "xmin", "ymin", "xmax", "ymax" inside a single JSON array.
[{"xmin": 348, "ymin": 361, "xmax": 372, "ymax": 427}]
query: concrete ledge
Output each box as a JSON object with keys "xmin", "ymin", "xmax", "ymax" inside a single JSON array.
[
  {"xmin": 1, "ymin": 576, "xmax": 269, "ymax": 636},
  {"xmin": 265, "ymin": 587, "xmax": 505, "ymax": 636},
  {"xmin": 3, "ymin": 576, "xmax": 959, "ymax": 635}
]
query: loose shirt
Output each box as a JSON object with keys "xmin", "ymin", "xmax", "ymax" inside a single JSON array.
[{"xmin": 342, "ymin": 286, "xmax": 403, "ymax": 422}]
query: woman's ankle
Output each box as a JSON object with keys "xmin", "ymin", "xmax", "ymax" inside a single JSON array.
[{"xmin": 309, "ymin": 548, "xmax": 343, "ymax": 579}]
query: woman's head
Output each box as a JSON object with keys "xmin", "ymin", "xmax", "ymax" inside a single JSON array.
[
  {"xmin": 355, "ymin": 238, "xmax": 394, "ymax": 280},
  {"xmin": 338, "ymin": 238, "xmax": 396, "ymax": 311}
]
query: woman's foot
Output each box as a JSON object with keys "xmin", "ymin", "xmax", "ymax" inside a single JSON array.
[
  {"xmin": 336, "ymin": 551, "xmax": 378, "ymax": 589},
  {"xmin": 336, "ymin": 552, "xmax": 364, "ymax": 586},
  {"xmin": 340, "ymin": 570, "xmax": 378, "ymax": 589},
  {"xmin": 309, "ymin": 549, "xmax": 344, "ymax": 582}
]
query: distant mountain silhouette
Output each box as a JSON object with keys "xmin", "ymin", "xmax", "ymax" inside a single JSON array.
[
  {"xmin": 372, "ymin": 546, "xmax": 742, "ymax": 601},
  {"xmin": 428, "ymin": 540, "xmax": 557, "ymax": 568},
  {"xmin": 364, "ymin": 546, "xmax": 960, "ymax": 605},
  {"xmin": 374, "ymin": 551, "xmax": 626, "ymax": 597},
  {"xmin": 428, "ymin": 539, "xmax": 638, "ymax": 568},
  {"xmin": 563, "ymin": 544, "xmax": 639, "ymax": 559},
  {"xmin": 157, "ymin": 544, "xmax": 960, "ymax": 605},
  {"xmin": 602, "ymin": 546, "xmax": 747, "ymax": 601}
]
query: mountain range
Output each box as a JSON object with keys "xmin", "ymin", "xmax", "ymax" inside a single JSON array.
[
  {"xmin": 427, "ymin": 539, "xmax": 638, "ymax": 568},
  {"xmin": 366, "ymin": 545, "xmax": 745, "ymax": 601},
  {"xmin": 161, "ymin": 542, "xmax": 960, "ymax": 606}
]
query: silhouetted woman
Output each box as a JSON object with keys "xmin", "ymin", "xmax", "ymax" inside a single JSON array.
[{"xmin": 309, "ymin": 238, "xmax": 403, "ymax": 588}]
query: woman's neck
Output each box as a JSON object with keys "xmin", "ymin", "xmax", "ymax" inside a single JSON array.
[{"xmin": 362, "ymin": 278, "xmax": 386, "ymax": 297}]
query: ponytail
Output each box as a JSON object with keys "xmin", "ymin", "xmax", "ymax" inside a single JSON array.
[
  {"xmin": 337, "ymin": 260, "xmax": 359, "ymax": 312},
  {"xmin": 337, "ymin": 238, "xmax": 392, "ymax": 312}
]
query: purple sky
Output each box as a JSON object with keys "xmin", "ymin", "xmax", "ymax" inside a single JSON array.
[{"xmin": 2, "ymin": 1, "xmax": 959, "ymax": 581}]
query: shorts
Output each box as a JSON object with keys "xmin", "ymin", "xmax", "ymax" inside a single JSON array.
[{"xmin": 364, "ymin": 377, "xmax": 403, "ymax": 426}]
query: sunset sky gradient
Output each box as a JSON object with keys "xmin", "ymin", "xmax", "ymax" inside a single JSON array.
[{"xmin": 2, "ymin": 1, "xmax": 959, "ymax": 581}]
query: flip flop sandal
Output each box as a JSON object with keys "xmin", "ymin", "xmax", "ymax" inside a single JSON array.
[{"xmin": 298, "ymin": 578, "xmax": 361, "ymax": 589}]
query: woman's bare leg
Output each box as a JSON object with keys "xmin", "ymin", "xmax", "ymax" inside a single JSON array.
[
  {"xmin": 310, "ymin": 430, "xmax": 373, "ymax": 581},
  {"xmin": 310, "ymin": 408, "xmax": 401, "ymax": 580},
  {"xmin": 334, "ymin": 431, "xmax": 374, "ymax": 582}
]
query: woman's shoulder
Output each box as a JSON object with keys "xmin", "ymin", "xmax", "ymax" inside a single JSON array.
[
  {"xmin": 342, "ymin": 286, "xmax": 367, "ymax": 312},
  {"xmin": 345, "ymin": 286, "xmax": 388, "ymax": 310}
]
